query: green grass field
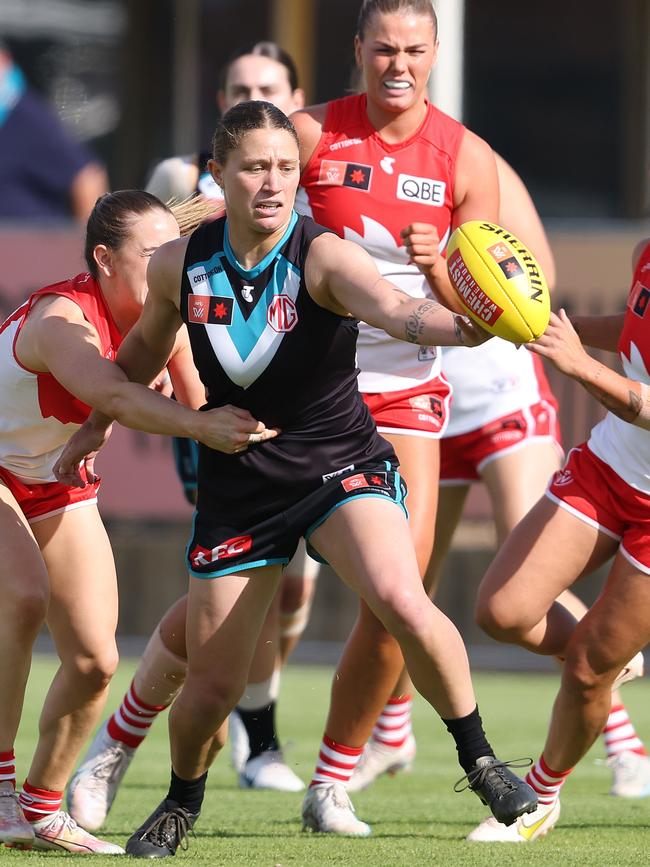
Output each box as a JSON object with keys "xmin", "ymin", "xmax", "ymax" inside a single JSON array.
[{"xmin": 3, "ymin": 656, "xmax": 650, "ymax": 865}]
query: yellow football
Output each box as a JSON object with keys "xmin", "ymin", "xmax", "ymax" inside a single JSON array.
[{"xmin": 446, "ymin": 221, "xmax": 550, "ymax": 343}]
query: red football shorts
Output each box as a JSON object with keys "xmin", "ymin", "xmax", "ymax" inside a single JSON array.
[
  {"xmin": 0, "ymin": 465, "xmax": 100, "ymax": 523},
  {"xmin": 363, "ymin": 376, "xmax": 452, "ymax": 439},
  {"xmin": 546, "ymin": 444, "xmax": 650, "ymax": 574},
  {"xmin": 440, "ymin": 400, "xmax": 562, "ymax": 484}
]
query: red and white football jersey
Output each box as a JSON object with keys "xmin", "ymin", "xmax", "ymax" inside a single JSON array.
[
  {"xmin": 589, "ymin": 241, "xmax": 650, "ymax": 493},
  {"xmin": 0, "ymin": 273, "xmax": 122, "ymax": 482},
  {"xmin": 297, "ymin": 93, "xmax": 465, "ymax": 392}
]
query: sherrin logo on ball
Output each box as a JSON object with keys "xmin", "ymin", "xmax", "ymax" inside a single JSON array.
[{"xmin": 446, "ymin": 221, "xmax": 550, "ymax": 343}]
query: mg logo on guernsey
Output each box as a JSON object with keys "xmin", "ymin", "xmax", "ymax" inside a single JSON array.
[
  {"xmin": 190, "ymin": 535, "xmax": 253, "ymax": 568},
  {"xmin": 267, "ymin": 294, "xmax": 298, "ymax": 333}
]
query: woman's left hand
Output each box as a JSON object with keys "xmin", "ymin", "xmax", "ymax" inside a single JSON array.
[
  {"xmin": 400, "ymin": 222, "xmax": 441, "ymax": 273},
  {"xmin": 528, "ymin": 308, "xmax": 590, "ymax": 376},
  {"xmin": 455, "ymin": 314, "xmax": 493, "ymax": 347},
  {"xmin": 54, "ymin": 420, "xmax": 113, "ymax": 486}
]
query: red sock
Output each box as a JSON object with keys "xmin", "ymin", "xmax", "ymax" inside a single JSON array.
[
  {"xmin": 372, "ymin": 695, "xmax": 413, "ymax": 749},
  {"xmin": 19, "ymin": 781, "xmax": 62, "ymax": 823},
  {"xmin": 310, "ymin": 735, "xmax": 363, "ymax": 787},
  {"xmin": 603, "ymin": 704, "xmax": 647, "ymax": 758},
  {"xmin": 525, "ymin": 754, "xmax": 572, "ymax": 805},
  {"xmin": 107, "ymin": 680, "xmax": 168, "ymax": 748},
  {"xmin": 0, "ymin": 750, "xmax": 16, "ymax": 789}
]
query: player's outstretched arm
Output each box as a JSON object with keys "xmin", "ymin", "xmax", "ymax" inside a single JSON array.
[
  {"xmin": 530, "ymin": 308, "xmax": 650, "ymax": 430},
  {"xmin": 306, "ymin": 232, "xmax": 490, "ymax": 348},
  {"xmin": 568, "ymin": 239, "xmax": 650, "ymax": 352},
  {"xmin": 568, "ymin": 313, "xmax": 626, "ymax": 352}
]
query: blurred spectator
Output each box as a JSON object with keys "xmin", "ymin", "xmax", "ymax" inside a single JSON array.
[
  {"xmin": 146, "ymin": 41, "xmax": 304, "ymax": 203},
  {"xmin": 0, "ymin": 42, "xmax": 108, "ymax": 222}
]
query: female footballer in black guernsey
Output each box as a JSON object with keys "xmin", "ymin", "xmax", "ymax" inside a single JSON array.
[
  {"xmin": 182, "ymin": 211, "xmax": 398, "ymax": 572},
  {"xmin": 56, "ymin": 101, "xmax": 536, "ymax": 857}
]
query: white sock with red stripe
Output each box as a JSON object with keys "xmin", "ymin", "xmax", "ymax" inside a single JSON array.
[
  {"xmin": 106, "ymin": 680, "xmax": 168, "ymax": 748},
  {"xmin": 310, "ymin": 735, "xmax": 364, "ymax": 787},
  {"xmin": 603, "ymin": 704, "xmax": 647, "ymax": 758},
  {"xmin": 371, "ymin": 694, "xmax": 413, "ymax": 749},
  {"xmin": 19, "ymin": 781, "xmax": 62, "ymax": 824},
  {"xmin": 525, "ymin": 754, "xmax": 572, "ymax": 805},
  {"xmin": 0, "ymin": 750, "xmax": 16, "ymax": 789}
]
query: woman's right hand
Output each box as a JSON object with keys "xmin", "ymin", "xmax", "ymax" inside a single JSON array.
[{"xmin": 194, "ymin": 405, "xmax": 279, "ymax": 454}]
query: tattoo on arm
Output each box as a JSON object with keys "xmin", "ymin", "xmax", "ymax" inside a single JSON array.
[
  {"xmin": 404, "ymin": 301, "xmax": 440, "ymax": 343},
  {"xmin": 578, "ymin": 366, "xmax": 650, "ymax": 427}
]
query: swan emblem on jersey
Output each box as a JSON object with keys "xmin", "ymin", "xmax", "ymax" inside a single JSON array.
[
  {"xmin": 186, "ymin": 253, "xmax": 300, "ymax": 389},
  {"xmin": 621, "ymin": 339, "xmax": 650, "ymax": 386},
  {"xmin": 343, "ymin": 214, "xmax": 450, "ymax": 270}
]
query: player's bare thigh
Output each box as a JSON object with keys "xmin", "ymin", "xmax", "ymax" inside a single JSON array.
[
  {"xmin": 31, "ymin": 504, "xmax": 119, "ymax": 662},
  {"xmin": 424, "ymin": 483, "xmax": 469, "ymax": 595},
  {"xmin": 184, "ymin": 564, "xmax": 284, "ymax": 685},
  {"xmin": 479, "ymin": 438, "xmax": 561, "ymax": 545},
  {"xmin": 382, "ymin": 431, "xmax": 439, "ymax": 573},
  {"xmin": 0, "ymin": 480, "xmax": 49, "ymax": 609},
  {"xmin": 309, "ymin": 496, "xmax": 424, "ymax": 621},
  {"xmin": 563, "ymin": 550, "xmax": 650, "ymax": 684},
  {"xmin": 475, "ymin": 495, "xmax": 618, "ymax": 637}
]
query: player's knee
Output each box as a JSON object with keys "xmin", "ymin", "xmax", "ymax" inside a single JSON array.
[
  {"xmin": 7, "ymin": 582, "xmax": 48, "ymax": 637},
  {"xmin": 280, "ymin": 574, "xmax": 313, "ymax": 614},
  {"xmin": 563, "ymin": 644, "xmax": 617, "ymax": 696},
  {"xmin": 187, "ymin": 675, "xmax": 244, "ymax": 721},
  {"xmin": 69, "ymin": 644, "xmax": 119, "ymax": 693},
  {"xmin": 475, "ymin": 596, "xmax": 527, "ymax": 643},
  {"xmin": 376, "ymin": 587, "xmax": 429, "ymax": 639}
]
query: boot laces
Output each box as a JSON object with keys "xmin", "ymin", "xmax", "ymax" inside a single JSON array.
[
  {"xmin": 454, "ymin": 757, "xmax": 532, "ymax": 794},
  {"xmin": 141, "ymin": 806, "xmax": 194, "ymax": 852}
]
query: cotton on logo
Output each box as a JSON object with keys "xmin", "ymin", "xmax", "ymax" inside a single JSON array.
[
  {"xmin": 268, "ymin": 294, "xmax": 298, "ymax": 332},
  {"xmin": 190, "ymin": 535, "xmax": 252, "ymax": 567}
]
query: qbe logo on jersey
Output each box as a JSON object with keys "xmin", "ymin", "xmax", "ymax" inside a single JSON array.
[
  {"xmin": 397, "ymin": 173, "xmax": 446, "ymax": 207},
  {"xmin": 268, "ymin": 294, "xmax": 298, "ymax": 333}
]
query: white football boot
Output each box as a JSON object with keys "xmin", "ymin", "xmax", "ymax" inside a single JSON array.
[
  {"xmin": 67, "ymin": 721, "xmax": 135, "ymax": 830},
  {"xmin": 239, "ymin": 750, "xmax": 305, "ymax": 792},
  {"xmin": 302, "ymin": 783, "xmax": 371, "ymax": 836},
  {"xmin": 612, "ymin": 651, "xmax": 644, "ymax": 690},
  {"xmin": 347, "ymin": 734, "xmax": 416, "ymax": 792},
  {"xmin": 608, "ymin": 751, "xmax": 650, "ymax": 798},
  {"xmin": 0, "ymin": 786, "xmax": 34, "ymax": 847},
  {"xmin": 30, "ymin": 810, "xmax": 124, "ymax": 854},
  {"xmin": 229, "ymin": 711, "xmax": 250, "ymax": 774},
  {"xmin": 467, "ymin": 798, "xmax": 560, "ymax": 843}
]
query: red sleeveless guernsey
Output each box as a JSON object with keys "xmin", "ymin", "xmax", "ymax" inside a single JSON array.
[
  {"xmin": 589, "ymin": 240, "xmax": 650, "ymax": 492},
  {"xmin": 0, "ymin": 273, "xmax": 122, "ymax": 482},
  {"xmin": 297, "ymin": 93, "xmax": 465, "ymax": 392}
]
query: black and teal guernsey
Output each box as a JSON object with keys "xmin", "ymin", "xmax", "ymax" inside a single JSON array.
[{"xmin": 180, "ymin": 210, "xmax": 396, "ymax": 536}]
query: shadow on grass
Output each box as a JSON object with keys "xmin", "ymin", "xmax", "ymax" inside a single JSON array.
[{"xmin": 559, "ymin": 821, "xmax": 650, "ymax": 830}]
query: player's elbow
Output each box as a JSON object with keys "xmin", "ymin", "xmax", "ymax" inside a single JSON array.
[{"xmin": 90, "ymin": 381, "xmax": 134, "ymax": 424}]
